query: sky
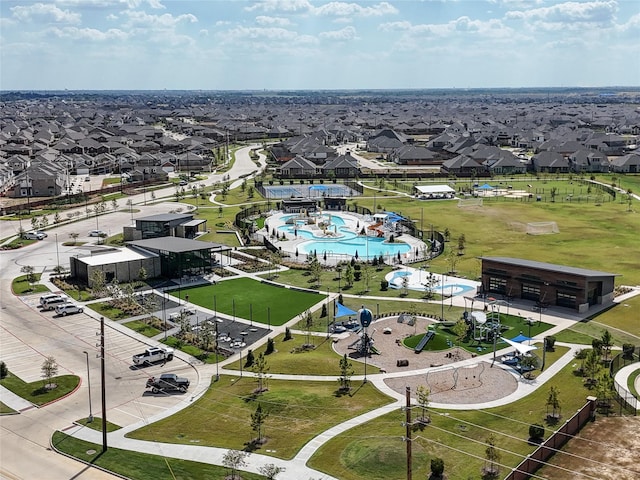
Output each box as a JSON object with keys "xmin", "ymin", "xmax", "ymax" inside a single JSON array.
[{"xmin": 1, "ymin": 0, "xmax": 639, "ymax": 91}]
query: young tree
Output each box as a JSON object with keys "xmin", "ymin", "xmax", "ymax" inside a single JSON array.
[
  {"xmin": 401, "ymin": 275, "xmax": 409, "ymax": 296},
  {"xmin": 546, "ymin": 386, "xmax": 561, "ymax": 419},
  {"xmin": 423, "ymin": 272, "xmax": 439, "ymax": 299},
  {"xmin": 90, "ymin": 270, "xmax": 107, "ymax": 298},
  {"xmin": 0, "ymin": 361, "xmax": 8, "ymax": 379},
  {"xmin": 111, "ymin": 198, "xmax": 118, "ymax": 211},
  {"xmin": 41, "ymin": 356, "xmax": 58, "ymax": 389},
  {"xmin": 337, "ymin": 354, "xmax": 354, "ymax": 393},
  {"xmin": 20, "ymin": 265, "xmax": 36, "ymax": 287},
  {"xmin": 251, "ymin": 403, "xmax": 269, "ymax": 444},
  {"xmin": 259, "ymin": 463, "xmax": 286, "ymax": 480},
  {"xmin": 457, "ymin": 233, "xmax": 466, "ymax": 254},
  {"xmin": 222, "ymin": 449, "xmax": 248, "ymax": 480},
  {"xmin": 303, "ymin": 310, "xmax": 313, "ymax": 346},
  {"xmin": 69, "ymin": 232, "xmax": 79, "ymax": 245},
  {"xmin": 416, "ymin": 385, "xmax": 430, "ymax": 424},
  {"xmin": 601, "ymin": 329, "xmax": 613, "ymax": 361},
  {"xmin": 482, "ymin": 433, "xmax": 501, "ymax": 479},
  {"xmin": 137, "ymin": 266, "xmax": 148, "ymax": 286},
  {"xmin": 344, "ymin": 263, "xmax": 354, "ymax": 288},
  {"xmin": 584, "ymin": 348, "xmax": 602, "ymax": 386},
  {"xmin": 574, "ymin": 348, "xmax": 588, "ymax": 375},
  {"xmin": 452, "ymin": 320, "xmax": 468, "ymax": 348},
  {"xmin": 252, "ymin": 352, "xmax": 270, "ymax": 393}
]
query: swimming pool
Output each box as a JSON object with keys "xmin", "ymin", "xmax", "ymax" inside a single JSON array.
[
  {"xmin": 387, "ymin": 270, "xmax": 477, "ymax": 296},
  {"xmin": 298, "ymin": 236, "xmax": 411, "ymax": 259}
]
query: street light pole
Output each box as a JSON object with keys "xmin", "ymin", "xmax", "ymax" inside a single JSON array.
[
  {"xmin": 82, "ymin": 351, "xmax": 93, "ymax": 422},
  {"xmin": 55, "ymin": 233, "xmax": 60, "ymax": 272}
]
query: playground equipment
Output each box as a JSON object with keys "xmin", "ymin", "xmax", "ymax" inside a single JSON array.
[
  {"xmin": 425, "ymin": 363, "xmax": 486, "ymax": 393},
  {"xmin": 414, "ymin": 331, "xmax": 435, "ymax": 354}
]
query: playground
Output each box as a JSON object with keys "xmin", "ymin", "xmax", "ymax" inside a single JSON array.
[{"xmin": 333, "ymin": 315, "xmax": 519, "ymax": 403}]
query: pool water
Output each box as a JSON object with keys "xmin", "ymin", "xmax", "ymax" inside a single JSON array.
[{"xmin": 298, "ymin": 236, "xmax": 410, "ymax": 259}]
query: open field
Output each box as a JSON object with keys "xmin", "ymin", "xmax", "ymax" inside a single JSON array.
[
  {"xmin": 127, "ymin": 375, "xmax": 393, "ymax": 460},
  {"xmin": 309, "ymin": 361, "xmax": 611, "ymax": 480}
]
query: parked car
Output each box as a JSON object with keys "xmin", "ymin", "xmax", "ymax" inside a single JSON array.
[
  {"xmin": 132, "ymin": 347, "xmax": 174, "ymax": 366},
  {"xmin": 55, "ymin": 303, "xmax": 84, "ymax": 316},
  {"xmin": 42, "ymin": 295, "xmax": 69, "ymax": 311},
  {"xmin": 35, "ymin": 230, "xmax": 48, "ymax": 238},
  {"xmin": 88, "ymin": 230, "xmax": 106, "ymax": 237},
  {"xmin": 22, "ymin": 231, "xmax": 46, "ymax": 240},
  {"xmin": 40, "ymin": 293, "xmax": 62, "ymax": 306},
  {"xmin": 145, "ymin": 373, "xmax": 190, "ymax": 393}
]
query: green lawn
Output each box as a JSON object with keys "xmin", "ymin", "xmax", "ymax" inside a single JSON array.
[
  {"xmin": 52, "ymin": 432, "xmax": 265, "ymax": 480},
  {"xmin": 554, "ymin": 320, "xmax": 638, "ymax": 347},
  {"xmin": 127, "ymin": 375, "xmax": 394, "ymax": 460},
  {"xmin": 586, "ymin": 295, "xmax": 640, "ymax": 338},
  {"xmin": 225, "ymin": 333, "xmax": 369, "ymax": 375},
  {"xmin": 0, "ymin": 373, "xmax": 79, "ymax": 406},
  {"xmin": 0, "ymin": 402, "xmax": 16, "ymax": 414},
  {"xmin": 88, "ymin": 302, "xmax": 131, "ymax": 320},
  {"xmin": 123, "ymin": 320, "xmax": 162, "ymax": 338},
  {"xmin": 173, "ymin": 277, "xmax": 325, "ymax": 326},
  {"xmin": 12, "ymin": 273, "xmax": 48, "ymax": 295},
  {"xmin": 75, "ymin": 416, "xmax": 122, "ymax": 432},
  {"xmin": 309, "ymin": 359, "xmax": 596, "ymax": 480}
]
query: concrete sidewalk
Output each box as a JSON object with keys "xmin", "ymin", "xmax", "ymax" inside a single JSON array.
[{"xmin": 0, "ymin": 384, "xmax": 36, "ymax": 412}]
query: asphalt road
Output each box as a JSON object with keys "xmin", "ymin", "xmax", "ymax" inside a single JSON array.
[{"xmin": 0, "ymin": 145, "xmax": 264, "ymax": 479}]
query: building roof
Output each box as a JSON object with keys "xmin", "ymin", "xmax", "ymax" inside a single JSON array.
[
  {"xmin": 128, "ymin": 237, "xmax": 230, "ymax": 254},
  {"xmin": 136, "ymin": 213, "xmax": 193, "ymax": 222},
  {"xmin": 415, "ymin": 185, "xmax": 455, "ymax": 194},
  {"xmin": 78, "ymin": 246, "xmax": 157, "ymax": 266},
  {"xmin": 480, "ymin": 256, "xmax": 620, "ymax": 278}
]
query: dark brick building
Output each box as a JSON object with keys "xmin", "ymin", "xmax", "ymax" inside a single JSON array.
[{"xmin": 480, "ymin": 257, "xmax": 619, "ymax": 313}]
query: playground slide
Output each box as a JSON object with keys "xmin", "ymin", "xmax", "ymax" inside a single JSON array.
[
  {"xmin": 368, "ymin": 221, "xmax": 383, "ymax": 230},
  {"xmin": 369, "ymin": 346, "xmax": 380, "ymax": 355},
  {"xmin": 414, "ymin": 331, "xmax": 435, "ymax": 354}
]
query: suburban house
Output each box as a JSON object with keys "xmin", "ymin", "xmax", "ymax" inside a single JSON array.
[
  {"xmin": 609, "ymin": 153, "xmax": 640, "ymax": 173},
  {"xmin": 278, "ymin": 155, "xmax": 317, "ymax": 177},
  {"xmin": 530, "ymin": 151, "xmax": 570, "ymax": 173}
]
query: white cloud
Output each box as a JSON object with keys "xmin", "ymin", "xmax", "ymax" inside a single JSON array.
[
  {"xmin": 221, "ymin": 25, "xmax": 316, "ymax": 45},
  {"xmin": 319, "ymin": 25, "xmax": 357, "ymax": 40},
  {"xmin": 11, "ymin": 3, "xmax": 81, "ymax": 24},
  {"xmin": 256, "ymin": 16, "xmax": 292, "ymax": 26},
  {"xmin": 245, "ymin": 0, "xmax": 313, "ymax": 13},
  {"xmin": 199, "ymin": 29, "xmax": 209, "ymax": 36},
  {"xmin": 121, "ymin": 10, "xmax": 197, "ymax": 28},
  {"xmin": 47, "ymin": 26, "xmax": 129, "ymax": 41},
  {"xmin": 505, "ymin": 0, "xmax": 618, "ymax": 28},
  {"xmin": 313, "ymin": 1, "xmax": 398, "ymax": 17},
  {"xmin": 381, "ymin": 17, "xmax": 512, "ymax": 39}
]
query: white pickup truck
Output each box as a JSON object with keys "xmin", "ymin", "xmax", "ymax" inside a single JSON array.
[{"xmin": 132, "ymin": 346, "xmax": 174, "ymax": 366}]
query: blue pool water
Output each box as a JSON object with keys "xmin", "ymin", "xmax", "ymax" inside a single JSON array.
[
  {"xmin": 281, "ymin": 214, "xmax": 346, "ymax": 226},
  {"xmin": 298, "ymin": 236, "xmax": 411, "ymax": 259}
]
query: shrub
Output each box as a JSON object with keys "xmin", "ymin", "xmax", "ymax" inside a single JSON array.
[
  {"xmin": 265, "ymin": 338, "xmax": 275, "ymax": 355},
  {"xmin": 284, "ymin": 327, "xmax": 293, "ymax": 341},
  {"xmin": 380, "ymin": 280, "xmax": 389, "ymax": 291},
  {"xmin": 244, "ymin": 349, "xmax": 255, "ymax": 368},
  {"xmin": 622, "ymin": 344, "xmax": 635, "ymax": 359},
  {"xmin": 0, "ymin": 361, "xmax": 8, "ymax": 379},
  {"xmin": 529, "ymin": 423, "xmax": 545, "ymax": 442},
  {"xmin": 430, "ymin": 457, "xmax": 445, "ymax": 476},
  {"xmin": 545, "ymin": 336, "xmax": 556, "ymax": 351}
]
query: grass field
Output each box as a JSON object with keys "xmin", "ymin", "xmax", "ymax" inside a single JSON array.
[
  {"xmin": 52, "ymin": 432, "xmax": 265, "ymax": 480},
  {"xmin": 173, "ymin": 277, "xmax": 325, "ymax": 326},
  {"xmin": 309, "ymin": 360, "xmax": 598, "ymax": 480},
  {"xmin": 11, "ymin": 273, "xmax": 47, "ymax": 295},
  {"xmin": 225, "ymin": 333, "xmax": 369, "ymax": 375},
  {"xmin": 127, "ymin": 375, "xmax": 393, "ymax": 460}
]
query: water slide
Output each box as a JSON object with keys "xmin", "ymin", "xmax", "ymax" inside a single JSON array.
[{"xmin": 414, "ymin": 331, "xmax": 435, "ymax": 354}]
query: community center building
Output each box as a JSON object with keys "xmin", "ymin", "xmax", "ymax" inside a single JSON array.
[{"xmin": 479, "ymin": 256, "xmax": 619, "ymax": 313}]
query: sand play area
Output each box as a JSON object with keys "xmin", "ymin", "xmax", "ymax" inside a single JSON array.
[{"xmin": 332, "ymin": 315, "xmax": 519, "ymax": 404}]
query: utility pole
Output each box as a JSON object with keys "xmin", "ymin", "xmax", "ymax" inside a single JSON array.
[
  {"xmin": 100, "ymin": 316, "xmax": 107, "ymax": 452},
  {"xmin": 405, "ymin": 386, "xmax": 412, "ymax": 480}
]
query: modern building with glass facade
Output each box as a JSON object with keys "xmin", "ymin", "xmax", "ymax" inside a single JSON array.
[{"xmin": 480, "ymin": 256, "xmax": 619, "ymax": 313}]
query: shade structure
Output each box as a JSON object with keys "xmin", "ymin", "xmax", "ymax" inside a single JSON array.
[
  {"xmin": 500, "ymin": 337, "xmax": 538, "ymax": 354},
  {"xmin": 511, "ymin": 333, "xmax": 531, "ymax": 343},
  {"xmin": 478, "ymin": 183, "xmax": 494, "ymax": 190},
  {"xmin": 335, "ymin": 302, "xmax": 357, "ymax": 318}
]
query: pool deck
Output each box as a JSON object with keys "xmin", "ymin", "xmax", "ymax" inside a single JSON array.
[
  {"xmin": 385, "ymin": 265, "xmax": 480, "ymax": 296},
  {"xmin": 262, "ymin": 211, "xmax": 429, "ymax": 265}
]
